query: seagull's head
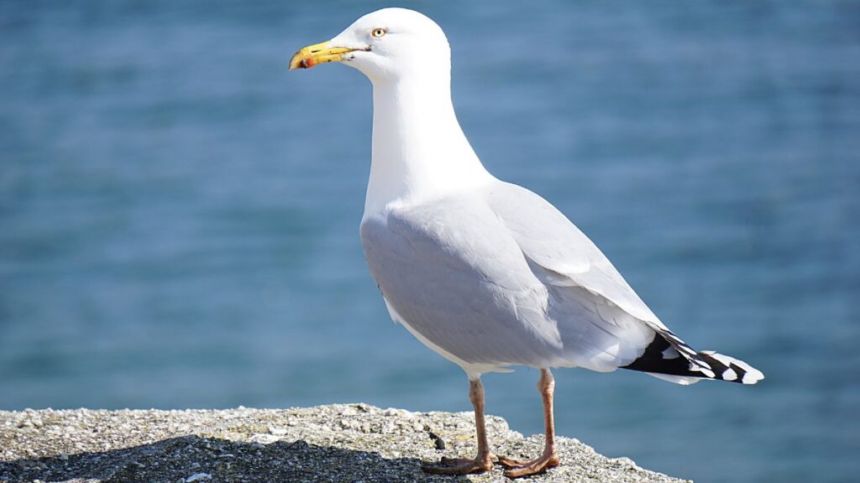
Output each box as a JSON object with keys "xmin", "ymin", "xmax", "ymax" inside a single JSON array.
[{"xmin": 289, "ymin": 8, "xmax": 450, "ymax": 84}]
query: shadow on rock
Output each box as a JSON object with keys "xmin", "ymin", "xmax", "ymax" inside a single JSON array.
[{"xmin": 0, "ymin": 435, "xmax": 451, "ymax": 482}]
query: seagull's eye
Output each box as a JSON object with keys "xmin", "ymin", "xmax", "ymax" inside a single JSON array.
[{"xmin": 371, "ymin": 28, "xmax": 387, "ymax": 38}]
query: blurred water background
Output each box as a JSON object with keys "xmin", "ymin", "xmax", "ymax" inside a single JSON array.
[{"xmin": 2, "ymin": 1, "xmax": 858, "ymax": 481}]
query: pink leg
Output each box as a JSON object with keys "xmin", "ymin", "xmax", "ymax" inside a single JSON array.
[
  {"xmin": 498, "ymin": 368, "xmax": 561, "ymax": 478},
  {"xmin": 422, "ymin": 377, "xmax": 494, "ymax": 475}
]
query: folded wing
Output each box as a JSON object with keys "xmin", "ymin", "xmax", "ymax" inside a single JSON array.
[{"xmin": 485, "ymin": 182, "xmax": 763, "ymax": 384}]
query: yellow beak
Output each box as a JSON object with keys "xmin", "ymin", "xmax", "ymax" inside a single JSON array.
[{"xmin": 289, "ymin": 41, "xmax": 356, "ymax": 70}]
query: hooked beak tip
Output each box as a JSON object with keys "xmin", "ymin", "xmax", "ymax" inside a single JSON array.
[{"xmin": 289, "ymin": 41, "xmax": 358, "ymax": 71}]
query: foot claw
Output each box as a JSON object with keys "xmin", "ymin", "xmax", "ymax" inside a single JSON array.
[
  {"xmin": 496, "ymin": 455, "xmax": 527, "ymax": 468},
  {"xmin": 499, "ymin": 453, "xmax": 560, "ymax": 478}
]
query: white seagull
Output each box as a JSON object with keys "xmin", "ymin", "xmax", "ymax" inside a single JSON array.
[{"xmin": 290, "ymin": 8, "xmax": 763, "ymax": 478}]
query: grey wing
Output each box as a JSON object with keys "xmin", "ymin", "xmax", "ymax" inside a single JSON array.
[
  {"xmin": 360, "ymin": 196, "xmax": 570, "ymax": 372},
  {"xmin": 484, "ymin": 182, "xmax": 768, "ymax": 383},
  {"xmin": 484, "ymin": 181, "xmax": 722, "ymax": 376},
  {"xmin": 360, "ymin": 192, "xmax": 664, "ymax": 374},
  {"xmin": 484, "ymin": 181, "xmax": 666, "ymax": 329}
]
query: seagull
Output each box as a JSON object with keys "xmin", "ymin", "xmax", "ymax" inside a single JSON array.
[{"xmin": 290, "ymin": 8, "xmax": 764, "ymax": 478}]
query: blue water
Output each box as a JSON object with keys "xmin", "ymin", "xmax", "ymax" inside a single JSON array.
[{"xmin": 2, "ymin": 1, "xmax": 858, "ymax": 481}]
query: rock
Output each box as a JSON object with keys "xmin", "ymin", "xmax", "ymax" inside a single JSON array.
[
  {"xmin": 0, "ymin": 404, "xmax": 688, "ymax": 482},
  {"xmin": 184, "ymin": 472, "xmax": 212, "ymax": 482}
]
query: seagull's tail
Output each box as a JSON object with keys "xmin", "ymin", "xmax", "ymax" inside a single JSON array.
[{"xmin": 621, "ymin": 329, "xmax": 764, "ymax": 385}]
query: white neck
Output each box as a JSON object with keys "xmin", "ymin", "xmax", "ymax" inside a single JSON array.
[{"xmin": 362, "ymin": 73, "xmax": 491, "ymax": 218}]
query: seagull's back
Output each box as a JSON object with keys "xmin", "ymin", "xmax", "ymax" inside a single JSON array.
[{"xmin": 362, "ymin": 182, "xmax": 653, "ymax": 375}]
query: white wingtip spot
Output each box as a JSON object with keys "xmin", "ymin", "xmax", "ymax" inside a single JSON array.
[
  {"xmin": 722, "ymin": 368, "xmax": 738, "ymax": 381},
  {"xmin": 741, "ymin": 367, "xmax": 765, "ymax": 384},
  {"xmin": 702, "ymin": 350, "xmax": 765, "ymax": 384},
  {"xmin": 661, "ymin": 347, "xmax": 680, "ymax": 360}
]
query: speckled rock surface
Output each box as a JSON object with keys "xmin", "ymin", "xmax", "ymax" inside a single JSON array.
[{"xmin": 0, "ymin": 404, "xmax": 688, "ymax": 482}]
